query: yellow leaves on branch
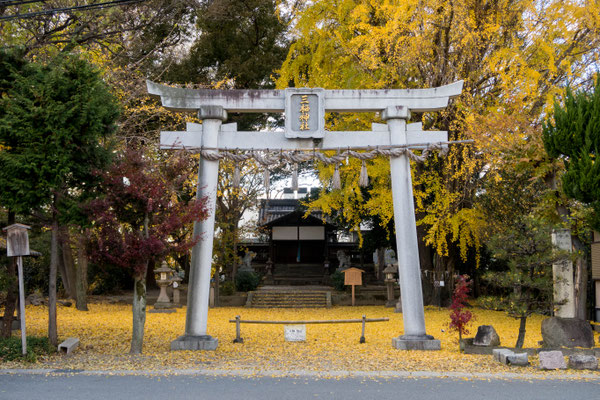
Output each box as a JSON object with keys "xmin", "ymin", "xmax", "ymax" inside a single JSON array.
[{"xmin": 277, "ymin": 0, "xmax": 600, "ymax": 264}]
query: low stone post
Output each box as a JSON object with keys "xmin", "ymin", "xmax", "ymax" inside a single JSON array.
[
  {"xmin": 552, "ymin": 229, "xmax": 575, "ymax": 318},
  {"xmin": 171, "ymin": 274, "xmax": 183, "ymax": 307},
  {"xmin": 383, "ymin": 263, "xmax": 398, "ymax": 307}
]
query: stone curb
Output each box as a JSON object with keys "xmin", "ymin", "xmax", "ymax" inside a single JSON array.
[{"xmin": 1, "ymin": 368, "xmax": 600, "ymax": 381}]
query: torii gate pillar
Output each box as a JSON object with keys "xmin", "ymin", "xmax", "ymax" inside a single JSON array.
[
  {"xmin": 171, "ymin": 106, "xmax": 226, "ymax": 351},
  {"xmin": 384, "ymin": 107, "xmax": 440, "ymax": 350}
]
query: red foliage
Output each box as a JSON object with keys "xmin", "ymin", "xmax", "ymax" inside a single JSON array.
[
  {"xmin": 87, "ymin": 148, "xmax": 208, "ymax": 278},
  {"xmin": 448, "ymin": 274, "xmax": 474, "ymax": 339}
]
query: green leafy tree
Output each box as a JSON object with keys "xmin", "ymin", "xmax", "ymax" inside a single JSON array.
[
  {"xmin": 543, "ymin": 77, "xmax": 600, "ymax": 230},
  {"xmin": 478, "ymin": 164, "xmax": 564, "ymax": 349},
  {"xmin": 482, "ymin": 215, "xmax": 561, "ymax": 349},
  {"xmin": 0, "ymin": 50, "xmax": 119, "ymax": 345}
]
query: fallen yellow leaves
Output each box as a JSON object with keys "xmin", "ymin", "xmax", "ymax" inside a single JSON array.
[{"xmin": 2, "ymin": 303, "xmax": 600, "ymax": 376}]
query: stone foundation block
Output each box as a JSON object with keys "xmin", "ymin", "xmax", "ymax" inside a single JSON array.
[
  {"xmin": 493, "ymin": 348, "xmax": 514, "ymax": 364},
  {"xmin": 568, "ymin": 354, "xmax": 598, "ymax": 370},
  {"xmin": 539, "ymin": 351, "xmax": 566, "ymax": 370},
  {"xmin": 507, "ymin": 352, "xmax": 529, "ymax": 366},
  {"xmin": 171, "ymin": 335, "xmax": 218, "ymax": 351},
  {"xmin": 392, "ymin": 336, "xmax": 441, "ymax": 350}
]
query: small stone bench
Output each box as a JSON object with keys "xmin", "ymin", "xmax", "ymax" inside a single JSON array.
[{"xmin": 58, "ymin": 338, "xmax": 80, "ymax": 355}]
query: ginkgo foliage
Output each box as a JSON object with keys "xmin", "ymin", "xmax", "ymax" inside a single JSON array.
[{"xmin": 276, "ymin": 0, "xmax": 600, "ymax": 279}]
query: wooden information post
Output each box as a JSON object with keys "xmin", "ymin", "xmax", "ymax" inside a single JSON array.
[
  {"xmin": 343, "ymin": 267, "xmax": 364, "ymax": 306},
  {"xmin": 3, "ymin": 223, "xmax": 31, "ymax": 356}
]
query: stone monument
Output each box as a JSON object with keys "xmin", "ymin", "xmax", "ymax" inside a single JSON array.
[{"xmin": 551, "ymin": 229, "xmax": 575, "ymax": 318}]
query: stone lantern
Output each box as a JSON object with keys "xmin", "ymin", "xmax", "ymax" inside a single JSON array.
[
  {"xmin": 171, "ymin": 273, "xmax": 183, "ymax": 307},
  {"xmin": 153, "ymin": 261, "xmax": 174, "ymax": 310},
  {"xmin": 383, "ymin": 263, "xmax": 398, "ymax": 307}
]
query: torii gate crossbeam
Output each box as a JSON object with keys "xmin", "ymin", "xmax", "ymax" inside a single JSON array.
[{"xmin": 148, "ymin": 81, "xmax": 464, "ymax": 351}]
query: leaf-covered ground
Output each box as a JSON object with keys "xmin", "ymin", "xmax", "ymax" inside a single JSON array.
[{"xmin": 2, "ymin": 303, "xmax": 599, "ymax": 377}]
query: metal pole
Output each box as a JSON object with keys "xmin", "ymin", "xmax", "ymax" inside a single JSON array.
[{"xmin": 17, "ymin": 256, "xmax": 26, "ymax": 356}]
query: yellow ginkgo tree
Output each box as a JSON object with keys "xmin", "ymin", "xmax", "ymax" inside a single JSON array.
[{"xmin": 276, "ymin": 0, "xmax": 600, "ymax": 288}]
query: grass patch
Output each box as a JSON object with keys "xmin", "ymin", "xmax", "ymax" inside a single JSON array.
[{"xmin": 0, "ymin": 336, "xmax": 54, "ymax": 362}]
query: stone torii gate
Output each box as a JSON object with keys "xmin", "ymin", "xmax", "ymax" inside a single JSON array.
[{"xmin": 147, "ymin": 81, "xmax": 464, "ymax": 351}]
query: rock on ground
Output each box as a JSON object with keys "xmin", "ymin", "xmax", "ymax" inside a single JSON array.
[
  {"xmin": 507, "ymin": 352, "xmax": 529, "ymax": 366},
  {"xmin": 541, "ymin": 317, "xmax": 594, "ymax": 348},
  {"xmin": 539, "ymin": 351, "xmax": 567, "ymax": 370},
  {"xmin": 473, "ymin": 325, "xmax": 500, "ymax": 347},
  {"xmin": 568, "ymin": 354, "xmax": 598, "ymax": 370},
  {"xmin": 493, "ymin": 348, "xmax": 514, "ymax": 364}
]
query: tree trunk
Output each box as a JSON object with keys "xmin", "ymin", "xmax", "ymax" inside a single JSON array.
[
  {"xmin": 130, "ymin": 268, "xmax": 147, "ymax": 354},
  {"xmin": 131, "ymin": 212, "xmax": 150, "ymax": 354},
  {"xmin": 232, "ymin": 224, "xmax": 239, "ymax": 281},
  {"xmin": 1, "ymin": 211, "xmax": 17, "ymax": 338},
  {"xmin": 515, "ymin": 316, "xmax": 527, "ymax": 349},
  {"xmin": 146, "ymin": 258, "xmax": 157, "ymax": 290},
  {"xmin": 49, "ymin": 218, "xmax": 59, "ymax": 347},
  {"xmin": 75, "ymin": 231, "xmax": 89, "ymax": 311},
  {"xmin": 573, "ymin": 236, "xmax": 588, "ymax": 320},
  {"xmin": 433, "ymin": 253, "xmax": 443, "ymax": 308},
  {"xmin": 213, "ymin": 270, "xmax": 220, "ymax": 307},
  {"xmin": 377, "ymin": 246, "xmax": 385, "ymax": 282},
  {"xmin": 59, "ymin": 226, "xmax": 77, "ymax": 299},
  {"xmin": 183, "ymin": 253, "xmax": 190, "ymax": 284}
]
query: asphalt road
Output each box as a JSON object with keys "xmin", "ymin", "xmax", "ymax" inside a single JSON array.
[{"xmin": 1, "ymin": 371, "xmax": 600, "ymax": 400}]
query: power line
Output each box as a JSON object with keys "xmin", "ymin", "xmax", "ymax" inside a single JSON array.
[
  {"xmin": 0, "ymin": 0, "xmax": 147, "ymax": 21},
  {"xmin": 0, "ymin": 1, "xmax": 46, "ymax": 6}
]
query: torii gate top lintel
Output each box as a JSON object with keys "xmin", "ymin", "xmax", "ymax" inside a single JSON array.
[
  {"xmin": 150, "ymin": 80, "xmax": 465, "ymax": 151},
  {"xmin": 146, "ymin": 80, "xmax": 464, "ymax": 114}
]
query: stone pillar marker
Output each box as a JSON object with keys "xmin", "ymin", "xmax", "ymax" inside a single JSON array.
[
  {"xmin": 383, "ymin": 107, "xmax": 440, "ymax": 350},
  {"xmin": 171, "ymin": 106, "xmax": 226, "ymax": 351},
  {"xmin": 551, "ymin": 228, "xmax": 575, "ymax": 318}
]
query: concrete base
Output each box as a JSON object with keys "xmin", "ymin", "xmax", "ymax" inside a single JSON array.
[
  {"xmin": 149, "ymin": 308, "xmax": 176, "ymax": 314},
  {"xmin": 153, "ymin": 301, "xmax": 174, "ymax": 310},
  {"xmin": 392, "ymin": 335, "xmax": 441, "ymax": 351},
  {"xmin": 171, "ymin": 335, "xmax": 218, "ymax": 351}
]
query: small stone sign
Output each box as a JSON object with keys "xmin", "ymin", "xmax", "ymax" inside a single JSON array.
[{"xmin": 284, "ymin": 324, "xmax": 306, "ymax": 342}]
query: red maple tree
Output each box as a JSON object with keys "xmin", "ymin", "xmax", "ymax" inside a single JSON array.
[
  {"xmin": 88, "ymin": 148, "xmax": 207, "ymax": 354},
  {"xmin": 449, "ymin": 274, "xmax": 474, "ymax": 344}
]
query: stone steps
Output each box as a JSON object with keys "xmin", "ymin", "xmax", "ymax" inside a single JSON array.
[{"xmin": 246, "ymin": 290, "xmax": 331, "ymax": 308}]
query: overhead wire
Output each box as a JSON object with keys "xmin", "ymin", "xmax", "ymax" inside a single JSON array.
[
  {"xmin": 0, "ymin": 0, "xmax": 147, "ymax": 21},
  {"xmin": 0, "ymin": 1, "xmax": 46, "ymax": 6}
]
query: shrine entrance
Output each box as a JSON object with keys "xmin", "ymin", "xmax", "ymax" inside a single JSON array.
[{"xmin": 148, "ymin": 80, "xmax": 464, "ymax": 351}]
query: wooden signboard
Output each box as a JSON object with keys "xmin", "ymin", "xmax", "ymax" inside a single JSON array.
[
  {"xmin": 344, "ymin": 267, "xmax": 364, "ymax": 286},
  {"xmin": 343, "ymin": 267, "xmax": 364, "ymax": 306}
]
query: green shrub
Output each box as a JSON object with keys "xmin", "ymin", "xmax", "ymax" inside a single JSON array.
[
  {"xmin": 220, "ymin": 280, "xmax": 236, "ymax": 296},
  {"xmin": 0, "ymin": 336, "xmax": 54, "ymax": 362},
  {"xmin": 235, "ymin": 270, "xmax": 260, "ymax": 292},
  {"xmin": 330, "ymin": 271, "xmax": 346, "ymax": 291}
]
